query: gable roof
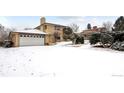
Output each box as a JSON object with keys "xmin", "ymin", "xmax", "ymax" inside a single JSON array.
[{"xmin": 35, "ymin": 22, "xmax": 68, "ymax": 29}]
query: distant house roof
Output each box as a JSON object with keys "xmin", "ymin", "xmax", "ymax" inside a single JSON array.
[
  {"xmin": 12, "ymin": 29, "xmax": 47, "ymax": 34},
  {"xmin": 82, "ymin": 27, "xmax": 106, "ymax": 33},
  {"xmin": 35, "ymin": 22, "xmax": 68, "ymax": 29}
]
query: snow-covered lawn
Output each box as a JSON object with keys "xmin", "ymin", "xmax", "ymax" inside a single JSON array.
[
  {"xmin": 0, "ymin": 41, "xmax": 124, "ymax": 77},
  {"xmin": 1, "ymin": 41, "xmax": 124, "ymax": 93}
]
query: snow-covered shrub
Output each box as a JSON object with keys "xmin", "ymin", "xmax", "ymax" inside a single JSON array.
[
  {"xmin": 111, "ymin": 41, "xmax": 120, "ymax": 50},
  {"xmin": 70, "ymin": 33, "xmax": 84, "ymax": 44},
  {"xmin": 111, "ymin": 41, "xmax": 124, "ymax": 51},
  {"xmin": 89, "ymin": 32, "xmax": 101, "ymax": 45},
  {"xmin": 63, "ymin": 27, "xmax": 84, "ymax": 44},
  {"xmin": 100, "ymin": 33, "xmax": 114, "ymax": 47},
  {"xmin": 75, "ymin": 36, "xmax": 84, "ymax": 44},
  {"xmin": 63, "ymin": 27, "xmax": 73, "ymax": 41}
]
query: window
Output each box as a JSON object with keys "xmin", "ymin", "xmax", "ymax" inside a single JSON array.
[
  {"xmin": 20, "ymin": 34, "xmax": 23, "ymax": 37},
  {"xmin": 40, "ymin": 35, "xmax": 42, "ymax": 38},
  {"xmin": 54, "ymin": 26, "xmax": 56, "ymax": 30},
  {"xmin": 44, "ymin": 25, "xmax": 47, "ymax": 30},
  {"xmin": 55, "ymin": 26, "xmax": 60, "ymax": 30}
]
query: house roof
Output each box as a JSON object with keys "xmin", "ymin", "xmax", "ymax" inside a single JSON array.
[
  {"xmin": 12, "ymin": 29, "xmax": 47, "ymax": 34},
  {"xmin": 35, "ymin": 22, "xmax": 68, "ymax": 29}
]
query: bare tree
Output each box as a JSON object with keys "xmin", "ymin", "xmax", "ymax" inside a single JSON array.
[
  {"xmin": 10, "ymin": 28, "xmax": 16, "ymax": 32},
  {"xmin": 69, "ymin": 23, "xmax": 79, "ymax": 32},
  {"xmin": 0, "ymin": 24, "xmax": 5, "ymax": 41},
  {"xmin": 103, "ymin": 21, "xmax": 112, "ymax": 31},
  {"xmin": 0, "ymin": 24, "xmax": 16, "ymax": 41}
]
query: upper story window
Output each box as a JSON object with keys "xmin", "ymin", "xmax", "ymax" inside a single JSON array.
[
  {"xmin": 55, "ymin": 26, "xmax": 60, "ymax": 30},
  {"xmin": 44, "ymin": 25, "xmax": 47, "ymax": 30}
]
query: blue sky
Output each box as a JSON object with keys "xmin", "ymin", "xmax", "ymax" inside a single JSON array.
[{"xmin": 0, "ymin": 16, "xmax": 118, "ymax": 31}]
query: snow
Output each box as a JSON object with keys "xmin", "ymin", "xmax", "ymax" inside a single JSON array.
[
  {"xmin": 1, "ymin": 40, "xmax": 124, "ymax": 93},
  {"xmin": 12, "ymin": 29, "xmax": 46, "ymax": 34}
]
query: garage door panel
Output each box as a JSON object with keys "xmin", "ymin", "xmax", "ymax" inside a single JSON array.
[{"xmin": 19, "ymin": 37, "xmax": 44, "ymax": 46}]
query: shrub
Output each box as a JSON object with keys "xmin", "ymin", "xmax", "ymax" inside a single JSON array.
[
  {"xmin": 63, "ymin": 27, "xmax": 73, "ymax": 35},
  {"xmin": 75, "ymin": 36, "xmax": 84, "ymax": 44},
  {"xmin": 89, "ymin": 32, "xmax": 101, "ymax": 45},
  {"xmin": 100, "ymin": 33, "xmax": 114, "ymax": 47}
]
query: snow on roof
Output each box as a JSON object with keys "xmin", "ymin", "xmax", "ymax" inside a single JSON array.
[{"xmin": 13, "ymin": 29, "xmax": 47, "ymax": 34}]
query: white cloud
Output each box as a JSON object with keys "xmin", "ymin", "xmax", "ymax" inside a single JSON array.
[
  {"xmin": 56, "ymin": 16, "xmax": 86, "ymax": 31},
  {"xmin": 58, "ymin": 16, "xmax": 85, "ymax": 23},
  {"xmin": 90, "ymin": 18, "xmax": 102, "ymax": 27},
  {"xmin": 56, "ymin": 16, "xmax": 117, "ymax": 31},
  {"xmin": 56, "ymin": 16, "xmax": 105, "ymax": 31}
]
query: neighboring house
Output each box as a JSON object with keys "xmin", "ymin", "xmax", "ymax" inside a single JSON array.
[
  {"xmin": 81, "ymin": 26, "xmax": 106, "ymax": 40},
  {"xmin": 9, "ymin": 29, "xmax": 46, "ymax": 47},
  {"xmin": 35, "ymin": 17, "xmax": 68, "ymax": 45}
]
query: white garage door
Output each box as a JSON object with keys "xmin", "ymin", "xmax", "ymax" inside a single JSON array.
[{"xmin": 19, "ymin": 35, "xmax": 44, "ymax": 46}]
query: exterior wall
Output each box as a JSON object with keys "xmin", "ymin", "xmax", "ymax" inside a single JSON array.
[
  {"xmin": 44, "ymin": 34, "xmax": 51, "ymax": 45},
  {"xmin": 82, "ymin": 27, "xmax": 106, "ymax": 40},
  {"xmin": 41, "ymin": 24, "xmax": 65, "ymax": 45},
  {"xmin": 42, "ymin": 24, "xmax": 54, "ymax": 45},
  {"xmin": 10, "ymin": 32, "xmax": 19, "ymax": 47},
  {"xmin": 82, "ymin": 30, "xmax": 93, "ymax": 40},
  {"xmin": 40, "ymin": 26, "xmax": 43, "ymax": 31}
]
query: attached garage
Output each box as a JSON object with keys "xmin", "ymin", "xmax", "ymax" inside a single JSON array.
[
  {"xmin": 19, "ymin": 34, "xmax": 44, "ymax": 46},
  {"xmin": 10, "ymin": 29, "xmax": 46, "ymax": 47}
]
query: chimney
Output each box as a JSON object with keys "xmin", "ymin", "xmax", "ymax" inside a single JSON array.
[
  {"xmin": 40, "ymin": 17, "xmax": 46, "ymax": 25},
  {"xmin": 92, "ymin": 26, "xmax": 98, "ymax": 31},
  {"xmin": 93, "ymin": 26, "xmax": 97, "ymax": 29}
]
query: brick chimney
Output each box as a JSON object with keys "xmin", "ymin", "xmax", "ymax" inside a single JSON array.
[
  {"xmin": 92, "ymin": 26, "xmax": 98, "ymax": 31},
  {"xmin": 40, "ymin": 17, "xmax": 46, "ymax": 25}
]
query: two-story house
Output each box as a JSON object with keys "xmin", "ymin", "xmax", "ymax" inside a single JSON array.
[{"xmin": 35, "ymin": 17, "xmax": 67, "ymax": 45}]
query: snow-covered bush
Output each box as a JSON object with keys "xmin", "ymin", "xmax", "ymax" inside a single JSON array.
[
  {"xmin": 75, "ymin": 35, "xmax": 84, "ymax": 44},
  {"xmin": 63, "ymin": 27, "xmax": 84, "ymax": 44},
  {"xmin": 63, "ymin": 27, "xmax": 73, "ymax": 41},
  {"xmin": 89, "ymin": 32, "xmax": 101, "ymax": 45},
  {"xmin": 111, "ymin": 41, "xmax": 124, "ymax": 51}
]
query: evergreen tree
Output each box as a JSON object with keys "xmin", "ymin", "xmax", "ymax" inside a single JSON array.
[
  {"xmin": 63, "ymin": 27, "xmax": 84, "ymax": 44},
  {"xmin": 87, "ymin": 23, "xmax": 91, "ymax": 29},
  {"xmin": 89, "ymin": 33, "xmax": 101, "ymax": 45},
  {"xmin": 114, "ymin": 16, "xmax": 124, "ymax": 31},
  {"xmin": 63, "ymin": 27, "xmax": 73, "ymax": 40},
  {"xmin": 63, "ymin": 27, "xmax": 73, "ymax": 35}
]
